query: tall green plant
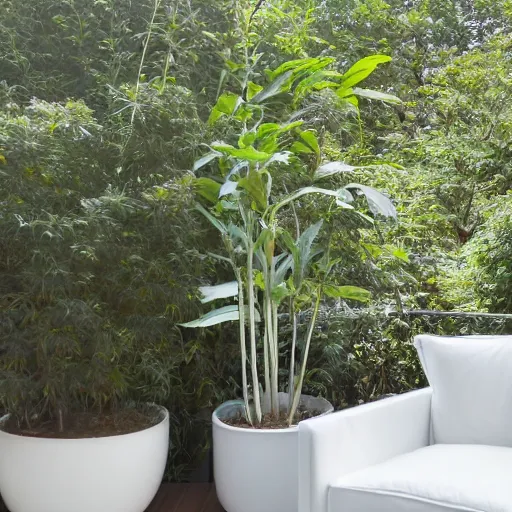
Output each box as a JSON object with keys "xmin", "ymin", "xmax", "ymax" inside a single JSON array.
[{"xmin": 181, "ymin": 55, "xmax": 399, "ymax": 426}]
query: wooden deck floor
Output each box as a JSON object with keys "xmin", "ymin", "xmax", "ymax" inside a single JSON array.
[
  {"xmin": 146, "ymin": 484, "xmax": 224, "ymax": 512},
  {"xmin": 0, "ymin": 484, "xmax": 223, "ymax": 512}
]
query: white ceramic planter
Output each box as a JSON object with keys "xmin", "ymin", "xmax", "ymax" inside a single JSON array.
[
  {"xmin": 213, "ymin": 393, "xmax": 333, "ymax": 512},
  {"xmin": 0, "ymin": 405, "xmax": 169, "ymax": 512}
]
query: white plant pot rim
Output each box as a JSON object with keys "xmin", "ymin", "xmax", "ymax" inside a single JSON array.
[
  {"xmin": 212, "ymin": 394, "xmax": 333, "ymax": 434},
  {"xmin": 0, "ymin": 403, "xmax": 168, "ymax": 442}
]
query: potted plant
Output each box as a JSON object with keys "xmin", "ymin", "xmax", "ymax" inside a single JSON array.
[
  {"xmin": 0, "ymin": 101, "xmax": 169, "ymax": 512},
  {"xmin": 181, "ymin": 55, "xmax": 400, "ymax": 512}
]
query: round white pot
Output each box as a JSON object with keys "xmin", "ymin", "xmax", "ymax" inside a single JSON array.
[
  {"xmin": 213, "ymin": 393, "xmax": 333, "ymax": 512},
  {"xmin": 0, "ymin": 405, "xmax": 169, "ymax": 512}
]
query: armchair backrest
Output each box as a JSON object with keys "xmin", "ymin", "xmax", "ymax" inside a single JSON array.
[{"xmin": 415, "ymin": 334, "xmax": 512, "ymax": 447}]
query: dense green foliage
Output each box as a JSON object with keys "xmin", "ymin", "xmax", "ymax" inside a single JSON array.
[{"xmin": 1, "ymin": 0, "xmax": 511, "ymax": 479}]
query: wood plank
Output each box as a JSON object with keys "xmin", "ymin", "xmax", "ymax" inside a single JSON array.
[
  {"xmin": 0, "ymin": 483, "xmax": 222, "ymax": 512},
  {"xmin": 146, "ymin": 483, "xmax": 224, "ymax": 512}
]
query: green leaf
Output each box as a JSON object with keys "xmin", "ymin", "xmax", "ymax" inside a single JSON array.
[
  {"xmin": 272, "ymin": 282, "xmax": 292, "ymax": 304},
  {"xmin": 345, "ymin": 183, "xmax": 397, "ymax": 219},
  {"xmin": 269, "ymin": 57, "xmax": 330, "ymax": 80},
  {"xmin": 196, "ymin": 204, "xmax": 227, "ymax": 234},
  {"xmin": 219, "ymin": 180, "xmax": 238, "ymax": 197},
  {"xmin": 298, "ymin": 220, "xmax": 323, "ymax": 276},
  {"xmin": 340, "ymin": 55, "xmax": 392, "ymax": 89},
  {"xmin": 214, "ymin": 92, "xmax": 244, "ymax": 115},
  {"xmin": 291, "ymin": 141, "xmax": 314, "ymax": 154},
  {"xmin": 293, "ymin": 70, "xmax": 343, "ymax": 101},
  {"xmin": 212, "ymin": 143, "xmax": 271, "ymax": 162},
  {"xmin": 315, "ymin": 161, "xmax": 356, "ymax": 180},
  {"xmin": 387, "ymin": 246, "xmax": 410, "ymax": 262},
  {"xmin": 323, "ymin": 285, "xmax": 371, "ymax": 303},
  {"xmin": 193, "ymin": 152, "xmax": 221, "ymax": 172},
  {"xmin": 238, "ymin": 132, "xmax": 257, "ymax": 148},
  {"xmin": 352, "ymin": 87, "xmax": 402, "ymax": 104},
  {"xmin": 227, "ymin": 223, "xmax": 249, "ymax": 248},
  {"xmin": 208, "ymin": 108, "xmax": 224, "ymax": 125},
  {"xmin": 195, "ymin": 178, "xmax": 221, "ymax": 203},
  {"xmin": 179, "ymin": 305, "xmax": 240, "ymax": 328},
  {"xmin": 247, "ymin": 81, "xmax": 264, "ymax": 101},
  {"xmin": 298, "ymin": 130, "xmax": 320, "ymax": 156},
  {"xmin": 199, "ymin": 282, "xmax": 238, "ymax": 303},
  {"xmin": 251, "ymin": 71, "xmax": 294, "ymax": 104},
  {"xmin": 238, "ymin": 170, "xmax": 268, "ymax": 211},
  {"xmin": 271, "ymin": 187, "xmax": 354, "ymax": 219}
]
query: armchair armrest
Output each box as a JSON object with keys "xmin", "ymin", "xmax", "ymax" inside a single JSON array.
[{"xmin": 298, "ymin": 387, "xmax": 432, "ymax": 512}]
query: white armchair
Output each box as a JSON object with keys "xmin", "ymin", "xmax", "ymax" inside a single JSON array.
[
  {"xmin": 298, "ymin": 388, "xmax": 432, "ymax": 512},
  {"xmin": 299, "ymin": 335, "xmax": 512, "ymax": 512}
]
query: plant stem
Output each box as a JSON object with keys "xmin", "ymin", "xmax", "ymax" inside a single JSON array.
[
  {"xmin": 288, "ymin": 299, "xmax": 297, "ymax": 412},
  {"xmin": 288, "ymin": 292, "xmax": 321, "ymax": 426},
  {"xmin": 234, "ymin": 267, "xmax": 253, "ymax": 425},
  {"xmin": 272, "ymin": 301, "xmax": 279, "ymax": 416},
  {"xmin": 263, "ymin": 315, "xmax": 271, "ymax": 412},
  {"xmin": 247, "ymin": 225, "xmax": 262, "ymax": 424},
  {"xmin": 131, "ymin": 0, "xmax": 161, "ymax": 125},
  {"xmin": 264, "ymin": 284, "xmax": 279, "ymax": 417}
]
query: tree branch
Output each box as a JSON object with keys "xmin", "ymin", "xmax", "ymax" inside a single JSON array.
[{"xmin": 249, "ymin": 0, "xmax": 265, "ymax": 23}]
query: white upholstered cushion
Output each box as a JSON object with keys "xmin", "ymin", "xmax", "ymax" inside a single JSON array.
[
  {"xmin": 329, "ymin": 444, "xmax": 512, "ymax": 512},
  {"xmin": 414, "ymin": 334, "xmax": 512, "ymax": 446}
]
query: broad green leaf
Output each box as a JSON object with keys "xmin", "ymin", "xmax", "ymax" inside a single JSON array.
[
  {"xmin": 269, "ymin": 57, "xmax": 332, "ymax": 80},
  {"xmin": 272, "ymin": 282, "xmax": 292, "ymax": 304},
  {"xmin": 199, "ymin": 282, "xmax": 238, "ymax": 303},
  {"xmin": 264, "ymin": 152, "xmax": 292, "ymax": 167},
  {"xmin": 294, "ymin": 70, "xmax": 343, "ymax": 101},
  {"xmin": 386, "ymin": 245, "xmax": 410, "ymax": 262},
  {"xmin": 323, "ymin": 285, "xmax": 371, "ymax": 303},
  {"xmin": 179, "ymin": 305, "xmax": 260, "ymax": 328},
  {"xmin": 272, "ymin": 187, "xmax": 354, "ymax": 219},
  {"xmin": 361, "ymin": 242, "xmax": 384, "ymax": 259},
  {"xmin": 238, "ymin": 170, "xmax": 268, "ymax": 211},
  {"xmin": 340, "ymin": 55, "xmax": 392, "ymax": 89},
  {"xmin": 247, "ymin": 81, "xmax": 264, "ymax": 101},
  {"xmin": 345, "ymin": 183, "xmax": 397, "ymax": 219},
  {"xmin": 238, "ymin": 131, "xmax": 257, "ymax": 148},
  {"xmin": 193, "ymin": 152, "xmax": 220, "ymax": 172},
  {"xmin": 315, "ymin": 161, "xmax": 356, "ymax": 180},
  {"xmin": 298, "ymin": 220, "xmax": 323, "ymax": 277},
  {"xmin": 212, "ymin": 143, "xmax": 271, "ymax": 162},
  {"xmin": 352, "ymin": 87, "xmax": 402, "ymax": 104},
  {"xmin": 251, "ymin": 71, "xmax": 294, "ymax": 104},
  {"xmin": 195, "ymin": 178, "xmax": 221, "ymax": 203},
  {"xmin": 196, "ymin": 204, "xmax": 227, "ymax": 234},
  {"xmin": 291, "ymin": 141, "xmax": 314, "ymax": 154},
  {"xmin": 274, "ymin": 252, "xmax": 293, "ymax": 284},
  {"xmin": 227, "ymin": 223, "xmax": 248, "ymax": 248},
  {"xmin": 208, "ymin": 108, "xmax": 224, "ymax": 125},
  {"xmin": 298, "ymin": 130, "xmax": 320, "ymax": 156},
  {"xmin": 179, "ymin": 305, "xmax": 239, "ymax": 328},
  {"xmin": 214, "ymin": 92, "xmax": 244, "ymax": 115},
  {"xmin": 219, "ymin": 180, "xmax": 238, "ymax": 197}
]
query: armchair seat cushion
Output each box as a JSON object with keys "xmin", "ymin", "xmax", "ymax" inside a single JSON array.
[{"xmin": 329, "ymin": 444, "xmax": 512, "ymax": 512}]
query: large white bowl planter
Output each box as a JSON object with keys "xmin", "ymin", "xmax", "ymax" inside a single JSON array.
[
  {"xmin": 0, "ymin": 405, "xmax": 169, "ymax": 512},
  {"xmin": 213, "ymin": 393, "xmax": 332, "ymax": 512}
]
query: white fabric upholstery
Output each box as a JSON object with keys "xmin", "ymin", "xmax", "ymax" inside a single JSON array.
[
  {"xmin": 414, "ymin": 334, "xmax": 512, "ymax": 446},
  {"xmin": 329, "ymin": 443, "xmax": 512, "ymax": 512},
  {"xmin": 298, "ymin": 388, "xmax": 432, "ymax": 512}
]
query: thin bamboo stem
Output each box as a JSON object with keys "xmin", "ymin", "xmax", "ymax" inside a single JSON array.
[
  {"xmin": 234, "ymin": 268, "xmax": 252, "ymax": 425},
  {"xmin": 288, "ymin": 293, "xmax": 321, "ymax": 425},
  {"xmin": 247, "ymin": 236, "xmax": 262, "ymax": 423}
]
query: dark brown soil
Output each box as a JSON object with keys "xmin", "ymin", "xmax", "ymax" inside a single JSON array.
[
  {"xmin": 223, "ymin": 407, "xmax": 322, "ymax": 429},
  {"xmin": 2, "ymin": 407, "xmax": 161, "ymax": 439}
]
